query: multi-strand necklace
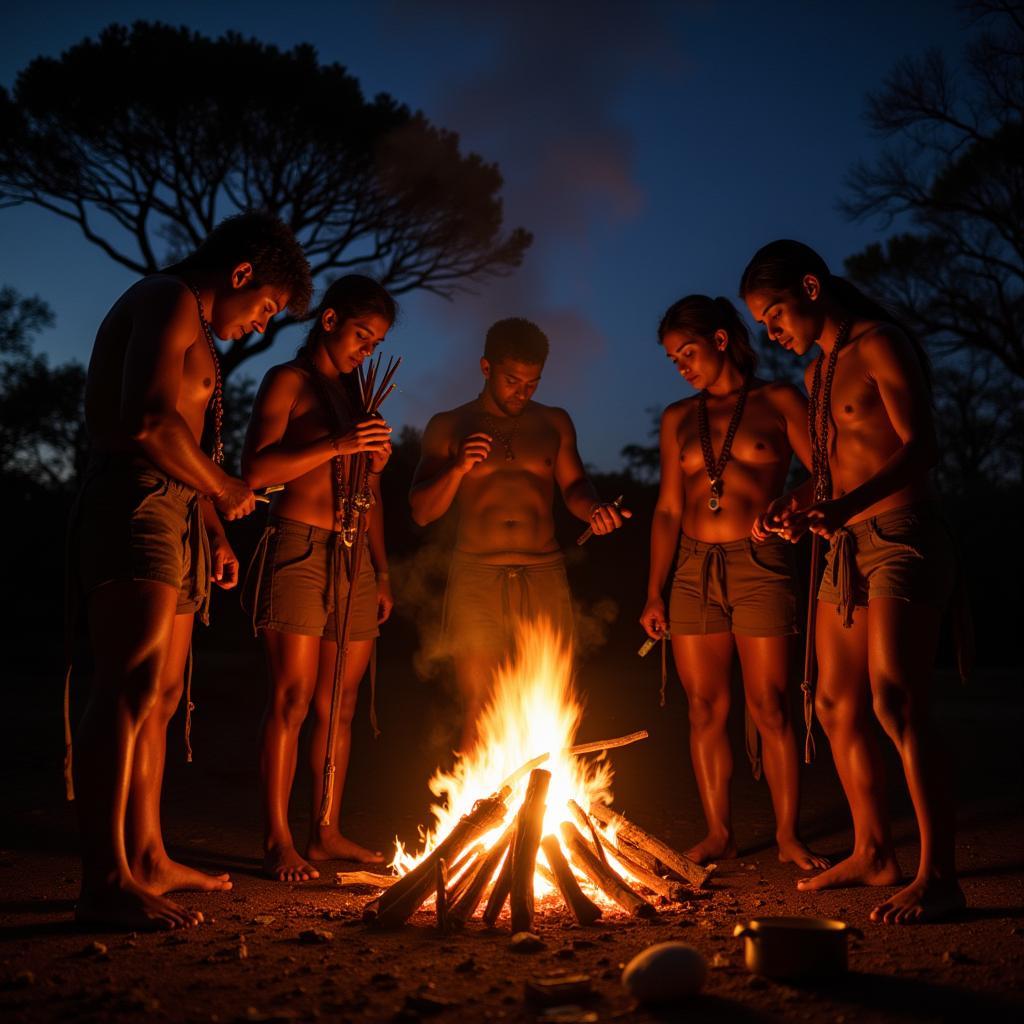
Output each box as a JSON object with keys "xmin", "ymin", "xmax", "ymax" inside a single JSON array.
[
  {"xmin": 300, "ymin": 350, "xmax": 355, "ymax": 531},
  {"xmin": 697, "ymin": 376, "xmax": 751, "ymax": 512},
  {"xmin": 808, "ymin": 319, "xmax": 852, "ymax": 502},
  {"xmin": 187, "ymin": 284, "xmax": 225, "ymax": 466},
  {"xmin": 483, "ymin": 413, "xmax": 519, "ymax": 461}
]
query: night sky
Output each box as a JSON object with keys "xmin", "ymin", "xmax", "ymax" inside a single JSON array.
[{"xmin": 1, "ymin": 1, "xmax": 965, "ymax": 469}]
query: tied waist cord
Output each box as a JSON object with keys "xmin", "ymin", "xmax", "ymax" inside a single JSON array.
[
  {"xmin": 698, "ymin": 543, "xmax": 729, "ymax": 634},
  {"xmin": 830, "ymin": 528, "xmax": 856, "ymax": 629}
]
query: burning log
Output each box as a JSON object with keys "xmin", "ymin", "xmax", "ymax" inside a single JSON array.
[
  {"xmin": 567, "ymin": 799, "xmax": 608, "ymax": 867},
  {"xmin": 449, "ymin": 824, "xmax": 515, "ymax": 926},
  {"xmin": 365, "ymin": 790, "xmax": 508, "ymax": 926},
  {"xmin": 446, "ymin": 844, "xmax": 485, "ymax": 906},
  {"xmin": 436, "ymin": 858, "xmax": 449, "ymax": 932},
  {"xmin": 588, "ymin": 802, "xmax": 714, "ymax": 888},
  {"xmin": 540, "ymin": 834, "xmax": 602, "ymax": 925},
  {"xmin": 560, "ymin": 822, "xmax": 655, "ymax": 918},
  {"xmin": 613, "ymin": 837, "xmax": 660, "ymax": 874},
  {"xmin": 509, "ymin": 769, "xmax": 551, "ymax": 933},
  {"xmin": 591, "ymin": 833, "xmax": 690, "ymax": 902},
  {"xmin": 482, "ymin": 843, "xmax": 514, "ymax": 927}
]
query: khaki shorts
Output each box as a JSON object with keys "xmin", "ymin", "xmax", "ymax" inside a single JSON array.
[
  {"xmin": 242, "ymin": 516, "xmax": 379, "ymax": 642},
  {"xmin": 442, "ymin": 550, "xmax": 574, "ymax": 655},
  {"xmin": 818, "ymin": 501, "xmax": 956, "ymax": 625},
  {"xmin": 72, "ymin": 454, "xmax": 210, "ymax": 618},
  {"xmin": 669, "ymin": 535, "xmax": 797, "ymax": 637}
]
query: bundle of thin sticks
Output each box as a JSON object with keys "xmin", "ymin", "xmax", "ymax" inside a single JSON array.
[
  {"xmin": 340, "ymin": 354, "xmax": 402, "ymax": 546},
  {"xmin": 318, "ymin": 352, "xmax": 401, "ymax": 826}
]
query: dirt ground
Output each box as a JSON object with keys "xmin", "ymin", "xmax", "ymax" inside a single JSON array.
[{"xmin": 2, "ymin": 619, "xmax": 1022, "ymax": 1023}]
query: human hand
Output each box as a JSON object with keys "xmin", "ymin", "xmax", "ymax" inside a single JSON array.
[
  {"xmin": 640, "ymin": 597, "xmax": 667, "ymax": 640},
  {"xmin": 752, "ymin": 494, "xmax": 795, "ymax": 542},
  {"xmin": 210, "ymin": 533, "xmax": 240, "ymax": 589},
  {"xmin": 588, "ymin": 499, "xmax": 632, "ymax": 535},
  {"xmin": 333, "ymin": 417, "xmax": 392, "ymax": 458},
  {"xmin": 369, "ymin": 439, "xmax": 393, "ymax": 475},
  {"xmin": 455, "ymin": 432, "xmax": 492, "ymax": 474},
  {"xmin": 213, "ymin": 475, "xmax": 256, "ymax": 521},
  {"xmin": 376, "ymin": 575, "xmax": 394, "ymax": 624},
  {"xmin": 804, "ymin": 497, "xmax": 852, "ymax": 541}
]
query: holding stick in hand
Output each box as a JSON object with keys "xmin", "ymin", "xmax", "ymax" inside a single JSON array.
[{"xmin": 242, "ymin": 276, "xmax": 398, "ymax": 883}]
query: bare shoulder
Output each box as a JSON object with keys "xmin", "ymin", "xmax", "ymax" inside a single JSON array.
[
  {"xmin": 534, "ymin": 401, "xmax": 575, "ymax": 431},
  {"xmin": 852, "ymin": 320, "xmax": 914, "ymax": 363},
  {"xmin": 661, "ymin": 397, "xmax": 692, "ymax": 424},
  {"xmin": 758, "ymin": 378, "xmax": 806, "ymax": 412},
  {"xmin": 120, "ymin": 274, "xmax": 198, "ymax": 348},
  {"xmin": 260, "ymin": 361, "xmax": 309, "ymax": 398},
  {"xmin": 422, "ymin": 404, "xmax": 471, "ymax": 441}
]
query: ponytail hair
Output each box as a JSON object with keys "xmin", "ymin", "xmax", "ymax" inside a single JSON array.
[
  {"xmin": 658, "ymin": 294, "xmax": 758, "ymax": 377},
  {"xmin": 739, "ymin": 239, "xmax": 931, "ymax": 389}
]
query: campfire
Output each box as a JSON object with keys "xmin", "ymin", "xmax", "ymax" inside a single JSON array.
[{"xmin": 352, "ymin": 622, "xmax": 714, "ymax": 930}]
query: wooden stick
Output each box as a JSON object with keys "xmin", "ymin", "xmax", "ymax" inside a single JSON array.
[
  {"xmin": 567, "ymin": 799, "xmax": 608, "ymax": 867},
  {"xmin": 588, "ymin": 803, "xmax": 714, "ymax": 888},
  {"xmin": 436, "ymin": 858, "xmax": 449, "ymax": 933},
  {"xmin": 336, "ymin": 870, "xmax": 398, "ymax": 889},
  {"xmin": 446, "ymin": 843, "xmax": 485, "ymax": 906},
  {"xmin": 567, "ymin": 729, "xmax": 648, "ymax": 756},
  {"xmin": 499, "ymin": 730, "xmax": 649, "ymax": 794},
  {"xmin": 801, "ymin": 533, "xmax": 823, "ymax": 764},
  {"xmin": 509, "ymin": 769, "xmax": 551, "ymax": 933},
  {"xmin": 541, "ymin": 834, "xmax": 602, "ymax": 925},
  {"xmin": 591, "ymin": 833, "xmax": 690, "ymax": 902},
  {"xmin": 560, "ymin": 821, "xmax": 654, "ymax": 918},
  {"xmin": 614, "ymin": 836, "xmax": 660, "ymax": 873},
  {"xmin": 364, "ymin": 791, "xmax": 508, "ymax": 926},
  {"xmin": 449, "ymin": 823, "xmax": 515, "ymax": 926},
  {"xmin": 482, "ymin": 841, "xmax": 515, "ymax": 927}
]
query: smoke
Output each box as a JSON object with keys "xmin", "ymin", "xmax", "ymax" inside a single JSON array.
[{"xmin": 382, "ymin": 1, "xmax": 681, "ymax": 423}]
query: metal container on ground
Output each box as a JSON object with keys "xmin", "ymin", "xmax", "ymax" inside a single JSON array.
[{"xmin": 733, "ymin": 917, "xmax": 861, "ymax": 979}]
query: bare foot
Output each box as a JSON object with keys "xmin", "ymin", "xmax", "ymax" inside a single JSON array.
[
  {"xmin": 76, "ymin": 879, "xmax": 203, "ymax": 931},
  {"xmin": 307, "ymin": 832, "xmax": 384, "ymax": 864},
  {"xmin": 264, "ymin": 845, "xmax": 320, "ymax": 883},
  {"xmin": 777, "ymin": 836, "xmax": 831, "ymax": 872},
  {"xmin": 870, "ymin": 877, "xmax": 966, "ymax": 925},
  {"xmin": 684, "ymin": 833, "xmax": 736, "ymax": 865},
  {"xmin": 797, "ymin": 849, "xmax": 901, "ymax": 891},
  {"xmin": 136, "ymin": 856, "xmax": 232, "ymax": 895}
]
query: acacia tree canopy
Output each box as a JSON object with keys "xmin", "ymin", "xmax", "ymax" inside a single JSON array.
[
  {"xmin": 0, "ymin": 21, "xmax": 532, "ymax": 375},
  {"xmin": 841, "ymin": 0, "xmax": 1024, "ymax": 379}
]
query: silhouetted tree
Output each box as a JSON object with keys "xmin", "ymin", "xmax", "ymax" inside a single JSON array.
[
  {"xmin": 0, "ymin": 286, "xmax": 86, "ymax": 491},
  {"xmin": 0, "ymin": 22, "xmax": 532, "ymax": 377},
  {"xmin": 841, "ymin": 0, "xmax": 1024, "ymax": 379}
]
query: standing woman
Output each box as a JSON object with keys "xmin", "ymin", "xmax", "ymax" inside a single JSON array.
[
  {"xmin": 641, "ymin": 295, "xmax": 827, "ymax": 870},
  {"xmin": 242, "ymin": 276, "xmax": 396, "ymax": 881}
]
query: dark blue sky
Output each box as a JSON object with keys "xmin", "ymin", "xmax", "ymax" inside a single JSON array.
[{"xmin": 1, "ymin": 1, "xmax": 965, "ymax": 468}]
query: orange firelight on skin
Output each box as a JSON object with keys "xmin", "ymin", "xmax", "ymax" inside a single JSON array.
[{"xmin": 391, "ymin": 619, "xmax": 620, "ymax": 901}]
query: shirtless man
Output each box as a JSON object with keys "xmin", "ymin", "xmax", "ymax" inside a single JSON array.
[
  {"xmin": 70, "ymin": 211, "xmax": 311, "ymax": 930},
  {"xmin": 243, "ymin": 275, "xmax": 396, "ymax": 882},
  {"xmin": 410, "ymin": 317, "xmax": 628, "ymax": 750},
  {"xmin": 640, "ymin": 295, "xmax": 827, "ymax": 871},
  {"xmin": 741, "ymin": 238, "xmax": 964, "ymax": 924}
]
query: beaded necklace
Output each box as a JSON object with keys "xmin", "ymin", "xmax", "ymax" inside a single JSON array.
[
  {"xmin": 697, "ymin": 376, "xmax": 751, "ymax": 512},
  {"xmin": 808, "ymin": 319, "xmax": 852, "ymax": 503},
  {"xmin": 187, "ymin": 284, "xmax": 224, "ymax": 466}
]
